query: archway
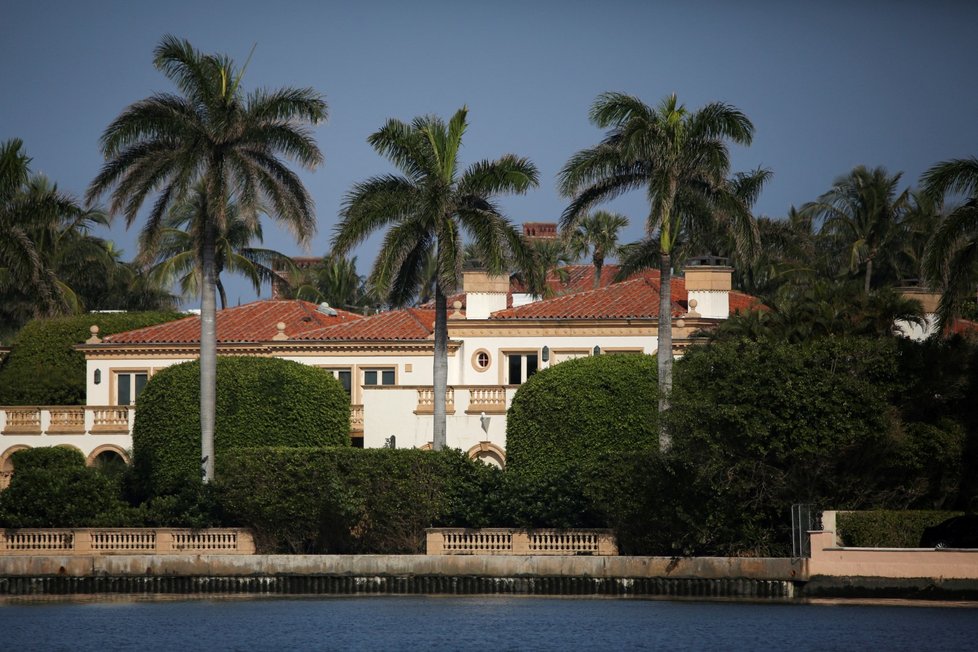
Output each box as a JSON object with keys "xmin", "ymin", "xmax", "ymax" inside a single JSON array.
[
  {"xmin": 0, "ymin": 445, "xmax": 31, "ymax": 490},
  {"xmin": 466, "ymin": 442, "xmax": 506, "ymax": 469}
]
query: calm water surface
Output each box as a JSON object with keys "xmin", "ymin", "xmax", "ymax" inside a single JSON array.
[{"xmin": 1, "ymin": 596, "xmax": 976, "ymax": 651}]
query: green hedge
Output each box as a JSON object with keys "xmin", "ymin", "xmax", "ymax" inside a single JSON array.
[
  {"xmin": 218, "ymin": 447, "xmax": 498, "ymax": 554},
  {"xmin": 0, "ymin": 448, "xmax": 127, "ymax": 527},
  {"xmin": 0, "ymin": 311, "xmax": 182, "ymax": 405},
  {"xmin": 505, "ymin": 354, "xmax": 658, "ymax": 480},
  {"xmin": 837, "ymin": 510, "xmax": 964, "ymax": 548},
  {"xmin": 132, "ymin": 357, "xmax": 351, "ymax": 496},
  {"xmin": 662, "ymin": 337, "xmax": 904, "ymax": 556}
]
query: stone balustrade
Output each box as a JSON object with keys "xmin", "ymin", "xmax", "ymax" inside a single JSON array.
[
  {"xmin": 415, "ymin": 387, "xmax": 456, "ymax": 414},
  {"xmin": 466, "ymin": 387, "xmax": 507, "ymax": 414},
  {"xmin": 0, "ymin": 529, "xmax": 256, "ymax": 555},
  {"xmin": 0, "ymin": 406, "xmax": 134, "ymax": 437},
  {"xmin": 426, "ymin": 529, "xmax": 618, "ymax": 556},
  {"xmin": 1, "ymin": 405, "xmax": 367, "ymax": 438}
]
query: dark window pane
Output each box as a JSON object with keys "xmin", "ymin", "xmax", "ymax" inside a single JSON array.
[
  {"xmin": 118, "ymin": 374, "xmax": 131, "ymax": 406},
  {"xmin": 382, "ymin": 370, "xmax": 395, "ymax": 385},
  {"xmin": 364, "ymin": 370, "xmax": 377, "ymax": 385},
  {"xmin": 526, "ymin": 354, "xmax": 538, "ymax": 378},
  {"xmin": 508, "ymin": 355, "xmax": 521, "ymax": 384},
  {"xmin": 134, "ymin": 373, "xmax": 148, "ymax": 401},
  {"xmin": 338, "ymin": 370, "xmax": 352, "ymax": 395}
]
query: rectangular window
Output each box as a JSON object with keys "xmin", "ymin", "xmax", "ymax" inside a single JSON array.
[
  {"xmin": 322, "ymin": 368, "xmax": 353, "ymax": 397},
  {"xmin": 506, "ymin": 353, "xmax": 539, "ymax": 385},
  {"xmin": 116, "ymin": 371, "xmax": 148, "ymax": 406},
  {"xmin": 363, "ymin": 368, "xmax": 395, "ymax": 386}
]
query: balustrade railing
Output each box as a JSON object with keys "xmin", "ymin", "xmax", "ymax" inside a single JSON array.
[
  {"xmin": 0, "ymin": 406, "xmax": 133, "ymax": 436},
  {"xmin": 426, "ymin": 529, "xmax": 618, "ymax": 556},
  {"xmin": 0, "ymin": 529, "xmax": 255, "ymax": 555},
  {"xmin": 415, "ymin": 387, "xmax": 455, "ymax": 414},
  {"xmin": 466, "ymin": 387, "xmax": 507, "ymax": 414},
  {"xmin": 350, "ymin": 404, "xmax": 364, "ymax": 433}
]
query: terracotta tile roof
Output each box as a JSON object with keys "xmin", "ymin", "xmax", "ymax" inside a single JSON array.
[
  {"xmin": 297, "ymin": 308, "xmax": 436, "ymax": 341},
  {"xmin": 103, "ymin": 300, "xmax": 362, "ymax": 344},
  {"xmin": 491, "ymin": 271, "xmax": 682, "ymax": 319},
  {"xmin": 511, "ymin": 264, "xmax": 623, "ymax": 296}
]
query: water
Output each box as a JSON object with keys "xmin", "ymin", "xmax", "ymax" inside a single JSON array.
[{"xmin": 1, "ymin": 596, "xmax": 976, "ymax": 651}]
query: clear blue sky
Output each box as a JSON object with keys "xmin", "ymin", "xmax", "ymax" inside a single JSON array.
[{"xmin": 2, "ymin": 0, "xmax": 975, "ymax": 306}]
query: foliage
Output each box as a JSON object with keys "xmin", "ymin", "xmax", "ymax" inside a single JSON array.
[
  {"xmin": 558, "ymin": 92, "xmax": 761, "ymax": 449},
  {"xmin": 132, "ymin": 357, "xmax": 350, "ymax": 496},
  {"xmin": 332, "ymin": 106, "xmax": 537, "ymax": 450},
  {"xmin": 0, "ymin": 448, "xmax": 126, "ymax": 527},
  {"xmin": 565, "ymin": 210, "xmax": 628, "ymax": 288},
  {"xmin": 502, "ymin": 355, "xmax": 658, "ymax": 529},
  {"xmin": 506, "ymin": 354, "xmax": 658, "ymax": 480},
  {"xmin": 662, "ymin": 337, "xmax": 905, "ymax": 555},
  {"xmin": 88, "ymin": 35, "xmax": 327, "ymax": 482},
  {"xmin": 0, "ymin": 311, "xmax": 182, "ymax": 405},
  {"xmin": 922, "ymin": 157, "xmax": 978, "ymax": 330},
  {"xmin": 837, "ymin": 510, "xmax": 964, "ymax": 548},
  {"xmin": 218, "ymin": 447, "xmax": 499, "ymax": 554},
  {"xmin": 139, "ymin": 183, "xmax": 294, "ymax": 309}
]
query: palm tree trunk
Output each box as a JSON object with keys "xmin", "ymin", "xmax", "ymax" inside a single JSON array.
[
  {"xmin": 657, "ymin": 253, "xmax": 673, "ymax": 451},
  {"xmin": 593, "ymin": 253, "xmax": 603, "ymax": 289},
  {"xmin": 199, "ymin": 211, "xmax": 218, "ymax": 483},
  {"xmin": 217, "ymin": 279, "xmax": 228, "ymax": 310},
  {"xmin": 432, "ymin": 284, "xmax": 448, "ymax": 451},
  {"xmin": 864, "ymin": 257, "xmax": 873, "ymax": 295}
]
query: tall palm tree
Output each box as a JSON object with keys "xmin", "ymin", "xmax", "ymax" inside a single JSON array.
[
  {"xmin": 802, "ymin": 166, "xmax": 910, "ymax": 295},
  {"xmin": 1, "ymin": 139, "xmax": 114, "ymax": 328},
  {"xmin": 566, "ymin": 210, "xmax": 628, "ymax": 288},
  {"xmin": 922, "ymin": 157, "xmax": 978, "ymax": 330},
  {"xmin": 87, "ymin": 36, "xmax": 327, "ymax": 482},
  {"xmin": 139, "ymin": 184, "xmax": 294, "ymax": 309},
  {"xmin": 332, "ymin": 107, "xmax": 537, "ymax": 450},
  {"xmin": 558, "ymin": 93, "xmax": 758, "ymax": 450},
  {"xmin": 517, "ymin": 237, "xmax": 574, "ymax": 298}
]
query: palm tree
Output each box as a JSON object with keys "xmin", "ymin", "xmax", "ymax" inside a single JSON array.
[
  {"xmin": 922, "ymin": 158, "xmax": 978, "ymax": 331},
  {"xmin": 1, "ymin": 139, "xmax": 116, "ymax": 329},
  {"xmin": 87, "ymin": 36, "xmax": 327, "ymax": 482},
  {"xmin": 558, "ymin": 93, "xmax": 758, "ymax": 450},
  {"xmin": 332, "ymin": 107, "xmax": 537, "ymax": 450},
  {"xmin": 566, "ymin": 210, "xmax": 628, "ymax": 288},
  {"xmin": 802, "ymin": 166, "xmax": 910, "ymax": 295},
  {"xmin": 139, "ymin": 184, "xmax": 294, "ymax": 309},
  {"xmin": 518, "ymin": 237, "xmax": 574, "ymax": 298}
]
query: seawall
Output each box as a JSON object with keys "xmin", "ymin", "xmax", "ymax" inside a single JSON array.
[{"xmin": 2, "ymin": 555, "xmax": 976, "ymax": 600}]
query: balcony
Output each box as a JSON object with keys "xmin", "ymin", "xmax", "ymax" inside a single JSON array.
[{"xmin": 1, "ymin": 406, "xmax": 134, "ymax": 437}]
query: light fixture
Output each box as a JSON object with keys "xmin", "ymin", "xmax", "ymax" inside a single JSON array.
[
  {"xmin": 542, "ymin": 345, "xmax": 550, "ymax": 363},
  {"xmin": 94, "ymin": 369, "xmax": 101, "ymax": 385},
  {"xmin": 593, "ymin": 345, "xmax": 601, "ymax": 356}
]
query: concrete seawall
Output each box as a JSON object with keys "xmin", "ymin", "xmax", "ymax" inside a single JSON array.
[{"xmin": 1, "ymin": 555, "xmax": 975, "ymax": 600}]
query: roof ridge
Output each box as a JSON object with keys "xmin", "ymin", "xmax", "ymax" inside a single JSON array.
[{"xmin": 405, "ymin": 307, "xmax": 435, "ymax": 335}]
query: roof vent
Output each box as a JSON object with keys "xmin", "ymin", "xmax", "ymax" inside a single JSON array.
[{"xmin": 317, "ymin": 302, "xmax": 338, "ymax": 316}]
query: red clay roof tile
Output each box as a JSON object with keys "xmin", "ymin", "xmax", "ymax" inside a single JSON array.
[
  {"xmin": 103, "ymin": 300, "xmax": 361, "ymax": 344},
  {"xmin": 296, "ymin": 308, "xmax": 436, "ymax": 341}
]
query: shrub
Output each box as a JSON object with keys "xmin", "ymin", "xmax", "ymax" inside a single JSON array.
[
  {"xmin": 0, "ymin": 447, "xmax": 126, "ymax": 527},
  {"xmin": 0, "ymin": 311, "xmax": 182, "ymax": 405},
  {"xmin": 218, "ymin": 447, "xmax": 498, "ymax": 554},
  {"xmin": 132, "ymin": 357, "xmax": 350, "ymax": 496},
  {"xmin": 505, "ymin": 354, "xmax": 658, "ymax": 480},
  {"xmin": 663, "ymin": 337, "xmax": 903, "ymax": 556},
  {"xmin": 837, "ymin": 510, "xmax": 964, "ymax": 548}
]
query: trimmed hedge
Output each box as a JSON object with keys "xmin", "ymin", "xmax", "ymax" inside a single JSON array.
[
  {"xmin": 505, "ymin": 354, "xmax": 658, "ymax": 480},
  {"xmin": 218, "ymin": 447, "xmax": 498, "ymax": 553},
  {"xmin": 0, "ymin": 311, "xmax": 182, "ymax": 405},
  {"xmin": 132, "ymin": 357, "xmax": 351, "ymax": 496},
  {"xmin": 837, "ymin": 510, "xmax": 965, "ymax": 548},
  {"xmin": 0, "ymin": 447, "xmax": 126, "ymax": 527}
]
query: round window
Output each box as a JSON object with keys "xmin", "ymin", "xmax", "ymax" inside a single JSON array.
[{"xmin": 472, "ymin": 350, "xmax": 491, "ymax": 370}]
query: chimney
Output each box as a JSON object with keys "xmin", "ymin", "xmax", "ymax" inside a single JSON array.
[
  {"xmin": 522, "ymin": 222, "xmax": 557, "ymax": 240},
  {"xmin": 683, "ymin": 255, "xmax": 732, "ymax": 319},
  {"xmin": 463, "ymin": 271, "xmax": 509, "ymax": 319}
]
